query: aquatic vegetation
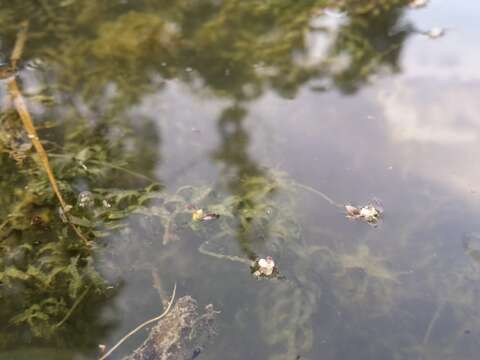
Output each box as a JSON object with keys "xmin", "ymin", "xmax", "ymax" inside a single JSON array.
[
  {"xmin": 0, "ymin": 238, "xmax": 106, "ymax": 341},
  {"xmin": 258, "ymin": 282, "xmax": 316, "ymax": 360},
  {"xmin": 0, "ymin": 136, "xmax": 111, "ymax": 344},
  {"xmin": 195, "ymin": 169, "xmax": 299, "ymax": 261},
  {"xmin": 337, "ymin": 245, "xmax": 396, "ymax": 281},
  {"xmin": 172, "ymin": 170, "xmax": 319, "ymax": 359},
  {"xmin": 185, "ymin": 172, "xmax": 396, "ymax": 358},
  {"xmin": 463, "ymin": 233, "xmax": 480, "ymax": 266},
  {"xmin": 0, "ymin": 34, "xmax": 156, "ymax": 344}
]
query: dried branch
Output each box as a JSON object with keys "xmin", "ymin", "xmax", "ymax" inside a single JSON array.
[{"xmin": 7, "ymin": 21, "xmax": 90, "ymax": 245}]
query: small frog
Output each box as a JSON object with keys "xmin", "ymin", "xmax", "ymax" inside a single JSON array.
[
  {"xmin": 345, "ymin": 199, "xmax": 383, "ymax": 226},
  {"xmin": 251, "ymin": 256, "xmax": 279, "ymax": 278}
]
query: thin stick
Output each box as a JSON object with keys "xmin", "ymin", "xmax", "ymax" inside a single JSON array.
[
  {"xmin": 198, "ymin": 241, "xmax": 252, "ymax": 265},
  {"xmin": 419, "ymin": 299, "xmax": 446, "ymax": 360},
  {"xmin": 294, "ymin": 182, "xmax": 343, "ymax": 208},
  {"xmin": 54, "ymin": 285, "xmax": 90, "ymax": 329},
  {"xmin": 423, "ymin": 300, "xmax": 445, "ymax": 345},
  {"xmin": 7, "ymin": 21, "xmax": 90, "ymax": 245},
  {"xmin": 99, "ymin": 283, "xmax": 177, "ymax": 360}
]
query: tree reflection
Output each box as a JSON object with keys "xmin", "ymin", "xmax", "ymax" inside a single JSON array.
[
  {"xmin": 211, "ymin": 104, "xmax": 267, "ymax": 258},
  {"xmin": 2, "ymin": 0, "xmax": 411, "ymax": 103}
]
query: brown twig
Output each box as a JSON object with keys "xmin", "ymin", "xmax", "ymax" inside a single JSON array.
[{"xmin": 7, "ymin": 21, "xmax": 90, "ymax": 245}]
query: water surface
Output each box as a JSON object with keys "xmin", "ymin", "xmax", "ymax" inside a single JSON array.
[{"xmin": 1, "ymin": 1, "xmax": 480, "ymax": 359}]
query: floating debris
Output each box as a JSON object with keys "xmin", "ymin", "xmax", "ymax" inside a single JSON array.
[
  {"xmin": 345, "ymin": 200, "xmax": 383, "ymax": 225},
  {"xmin": 251, "ymin": 256, "xmax": 278, "ymax": 278},
  {"xmin": 192, "ymin": 208, "xmax": 220, "ymax": 222},
  {"xmin": 408, "ymin": 0, "xmax": 429, "ymax": 9},
  {"xmin": 121, "ymin": 296, "xmax": 219, "ymax": 360},
  {"xmin": 9, "ymin": 142, "xmax": 32, "ymax": 165}
]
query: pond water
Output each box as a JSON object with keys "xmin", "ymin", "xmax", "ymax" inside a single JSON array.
[{"xmin": 1, "ymin": 1, "xmax": 480, "ymax": 360}]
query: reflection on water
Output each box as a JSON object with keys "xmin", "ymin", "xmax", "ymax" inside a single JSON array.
[{"xmin": 1, "ymin": 0, "xmax": 480, "ymax": 359}]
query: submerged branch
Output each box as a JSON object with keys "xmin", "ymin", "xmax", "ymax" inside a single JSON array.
[
  {"xmin": 99, "ymin": 283, "xmax": 177, "ymax": 360},
  {"xmin": 7, "ymin": 21, "xmax": 90, "ymax": 245}
]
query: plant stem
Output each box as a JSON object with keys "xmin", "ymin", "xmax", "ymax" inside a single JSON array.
[
  {"xmin": 48, "ymin": 153, "xmax": 157, "ymax": 183},
  {"xmin": 294, "ymin": 182, "xmax": 343, "ymax": 208},
  {"xmin": 198, "ymin": 240, "xmax": 252, "ymax": 265},
  {"xmin": 54, "ymin": 285, "xmax": 91, "ymax": 329}
]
